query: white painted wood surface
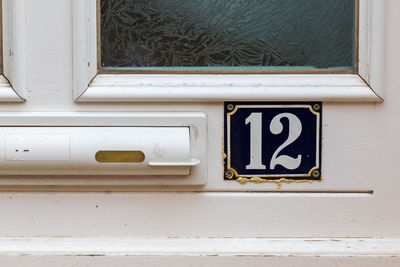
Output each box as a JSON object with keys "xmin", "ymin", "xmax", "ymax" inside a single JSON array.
[
  {"xmin": 0, "ymin": 237, "xmax": 399, "ymax": 265},
  {"xmin": 0, "ymin": 75, "xmax": 18, "ymax": 100},
  {"xmin": 81, "ymin": 74, "xmax": 378, "ymax": 102},
  {"xmin": 0, "ymin": 237, "xmax": 398, "ymax": 256},
  {"xmin": 0, "ymin": 256, "xmax": 399, "ymax": 267},
  {"xmin": 0, "ymin": 192, "xmax": 387, "ymax": 237},
  {"xmin": 0, "ymin": 0, "xmax": 397, "ymax": 265},
  {"xmin": 358, "ymin": 0, "xmax": 387, "ymax": 98},
  {"xmin": 0, "ymin": 0, "xmax": 27, "ymax": 101}
]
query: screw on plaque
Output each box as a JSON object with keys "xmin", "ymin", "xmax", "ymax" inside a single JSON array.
[
  {"xmin": 312, "ymin": 169, "xmax": 321, "ymax": 178},
  {"xmin": 313, "ymin": 103, "xmax": 321, "ymax": 112},
  {"xmin": 226, "ymin": 104, "xmax": 235, "ymax": 112},
  {"xmin": 225, "ymin": 170, "xmax": 235, "ymax": 179}
]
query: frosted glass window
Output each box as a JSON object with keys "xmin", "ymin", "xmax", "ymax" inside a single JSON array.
[{"xmin": 100, "ymin": 0, "xmax": 356, "ymax": 72}]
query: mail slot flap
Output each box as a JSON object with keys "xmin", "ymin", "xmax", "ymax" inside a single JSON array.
[{"xmin": 0, "ymin": 127, "xmax": 196, "ymax": 175}]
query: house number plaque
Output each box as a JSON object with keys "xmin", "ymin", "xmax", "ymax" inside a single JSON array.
[{"xmin": 224, "ymin": 102, "xmax": 322, "ymax": 182}]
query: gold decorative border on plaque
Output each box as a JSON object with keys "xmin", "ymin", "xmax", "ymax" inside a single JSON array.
[{"xmin": 224, "ymin": 104, "xmax": 322, "ymax": 185}]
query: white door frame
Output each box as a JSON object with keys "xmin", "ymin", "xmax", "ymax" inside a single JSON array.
[
  {"xmin": 0, "ymin": 0, "xmax": 28, "ymax": 101},
  {"xmin": 72, "ymin": 0, "xmax": 385, "ymax": 102}
]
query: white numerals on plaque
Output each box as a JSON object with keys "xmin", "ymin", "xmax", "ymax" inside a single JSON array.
[
  {"xmin": 245, "ymin": 112, "xmax": 303, "ymax": 170},
  {"xmin": 245, "ymin": 113, "xmax": 267, "ymax": 170},
  {"xmin": 269, "ymin": 113, "xmax": 302, "ymax": 170}
]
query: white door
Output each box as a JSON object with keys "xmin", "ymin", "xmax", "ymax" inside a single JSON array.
[{"xmin": 0, "ymin": 0, "xmax": 398, "ymax": 266}]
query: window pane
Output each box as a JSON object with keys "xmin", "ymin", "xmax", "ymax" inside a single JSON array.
[{"xmin": 100, "ymin": 0, "xmax": 356, "ymax": 71}]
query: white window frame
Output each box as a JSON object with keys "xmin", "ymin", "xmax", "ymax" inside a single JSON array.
[
  {"xmin": 72, "ymin": 0, "xmax": 385, "ymax": 102},
  {"xmin": 0, "ymin": 0, "xmax": 27, "ymax": 102}
]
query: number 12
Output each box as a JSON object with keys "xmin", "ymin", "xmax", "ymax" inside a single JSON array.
[{"xmin": 245, "ymin": 112, "xmax": 302, "ymax": 171}]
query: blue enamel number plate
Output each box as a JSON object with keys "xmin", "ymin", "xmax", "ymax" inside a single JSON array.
[{"xmin": 224, "ymin": 102, "xmax": 322, "ymax": 182}]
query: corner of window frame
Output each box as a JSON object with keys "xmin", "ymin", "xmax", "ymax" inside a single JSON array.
[
  {"xmin": 73, "ymin": 0, "xmax": 385, "ymax": 102},
  {"xmin": 0, "ymin": 0, "xmax": 27, "ymax": 102}
]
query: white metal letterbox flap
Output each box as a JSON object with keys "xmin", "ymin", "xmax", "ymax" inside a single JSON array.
[
  {"xmin": 0, "ymin": 112, "xmax": 208, "ymax": 186},
  {"xmin": 1, "ymin": 127, "xmax": 193, "ymax": 176}
]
